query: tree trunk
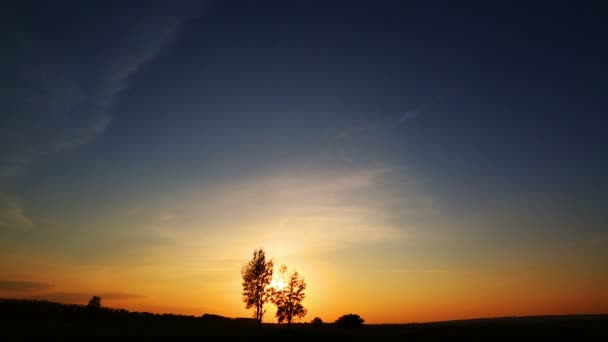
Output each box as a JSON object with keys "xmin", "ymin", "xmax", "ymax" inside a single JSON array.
[{"xmin": 256, "ymin": 306, "xmax": 262, "ymax": 328}]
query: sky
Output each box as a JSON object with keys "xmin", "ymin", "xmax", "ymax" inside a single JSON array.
[{"xmin": 1, "ymin": 0, "xmax": 607, "ymax": 323}]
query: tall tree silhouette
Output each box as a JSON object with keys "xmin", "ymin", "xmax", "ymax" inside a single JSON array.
[
  {"xmin": 271, "ymin": 264, "xmax": 307, "ymax": 327},
  {"xmin": 241, "ymin": 248, "xmax": 274, "ymax": 328}
]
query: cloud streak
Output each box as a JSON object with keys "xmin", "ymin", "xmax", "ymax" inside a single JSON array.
[
  {"xmin": 27, "ymin": 291, "xmax": 144, "ymax": 304},
  {"xmin": 0, "ymin": 3, "xmax": 196, "ymax": 181},
  {"xmin": 335, "ymin": 94, "xmax": 447, "ymax": 139},
  {"xmin": 0, "ymin": 197, "xmax": 34, "ymax": 231},
  {"xmin": 0, "ymin": 279, "xmax": 142, "ymax": 303},
  {"xmin": 0, "ymin": 280, "xmax": 52, "ymax": 291},
  {"xmin": 138, "ymin": 165, "xmax": 436, "ymax": 260}
]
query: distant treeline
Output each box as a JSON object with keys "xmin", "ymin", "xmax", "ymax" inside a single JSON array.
[{"xmin": 0, "ymin": 298, "xmax": 254, "ymax": 325}]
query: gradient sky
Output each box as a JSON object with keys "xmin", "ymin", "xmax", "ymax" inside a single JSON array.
[{"xmin": 1, "ymin": 0, "xmax": 607, "ymax": 323}]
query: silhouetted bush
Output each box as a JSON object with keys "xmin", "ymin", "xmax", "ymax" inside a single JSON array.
[
  {"xmin": 335, "ymin": 313, "xmax": 364, "ymax": 329},
  {"xmin": 88, "ymin": 296, "xmax": 101, "ymax": 309},
  {"xmin": 311, "ymin": 316, "xmax": 323, "ymax": 326}
]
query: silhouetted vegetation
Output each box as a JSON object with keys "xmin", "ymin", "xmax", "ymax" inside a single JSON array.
[
  {"xmin": 336, "ymin": 313, "xmax": 365, "ymax": 329},
  {"xmin": 88, "ymin": 296, "xmax": 101, "ymax": 309},
  {"xmin": 311, "ymin": 317, "xmax": 323, "ymax": 326},
  {"xmin": 241, "ymin": 248, "xmax": 274, "ymax": 328},
  {"xmin": 1, "ymin": 298, "xmax": 607, "ymax": 339},
  {"xmin": 270, "ymin": 264, "xmax": 307, "ymax": 327}
]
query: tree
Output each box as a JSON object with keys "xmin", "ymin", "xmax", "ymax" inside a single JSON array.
[
  {"xmin": 87, "ymin": 296, "xmax": 101, "ymax": 309},
  {"xmin": 335, "ymin": 313, "xmax": 364, "ymax": 329},
  {"xmin": 241, "ymin": 248, "xmax": 274, "ymax": 328},
  {"xmin": 311, "ymin": 316, "xmax": 323, "ymax": 326},
  {"xmin": 271, "ymin": 264, "xmax": 307, "ymax": 327}
]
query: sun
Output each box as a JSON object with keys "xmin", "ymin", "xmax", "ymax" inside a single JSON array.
[{"xmin": 270, "ymin": 276, "xmax": 286, "ymax": 291}]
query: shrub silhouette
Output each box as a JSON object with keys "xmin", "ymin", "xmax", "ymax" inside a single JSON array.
[
  {"xmin": 311, "ymin": 316, "xmax": 323, "ymax": 326},
  {"xmin": 88, "ymin": 296, "xmax": 101, "ymax": 309},
  {"xmin": 335, "ymin": 313, "xmax": 364, "ymax": 328},
  {"xmin": 241, "ymin": 248, "xmax": 274, "ymax": 328}
]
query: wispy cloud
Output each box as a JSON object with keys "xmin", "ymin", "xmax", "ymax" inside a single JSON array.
[
  {"xmin": 335, "ymin": 121, "xmax": 385, "ymax": 139},
  {"xmin": 143, "ymin": 165, "xmax": 436, "ymax": 259},
  {"xmin": 0, "ymin": 197, "xmax": 34, "ymax": 231},
  {"xmin": 0, "ymin": 278, "xmax": 144, "ymax": 302},
  {"xmin": 335, "ymin": 94, "xmax": 446, "ymax": 139},
  {"xmin": 158, "ymin": 212, "xmax": 175, "ymax": 222},
  {"xmin": 28, "ymin": 291, "xmax": 144, "ymax": 304},
  {"xmin": 0, "ymin": 280, "xmax": 52, "ymax": 291},
  {"xmin": 399, "ymin": 94, "xmax": 447, "ymax": 124},
  {"xmin": 0, "ymin": 3, "xmax": 197, "ymax": 181},
  {"xmin": 389, "ymin": 268, "xmax": 450, "ymax": 274}
]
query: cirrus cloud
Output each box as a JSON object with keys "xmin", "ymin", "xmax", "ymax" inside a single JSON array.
[
  {"xmin": 0, "ymin": 2, "xmax": 199, "ymax": 181},
  {"xmin": 0, "ymin": 280, "xmax": 52, "ymax": 292}
]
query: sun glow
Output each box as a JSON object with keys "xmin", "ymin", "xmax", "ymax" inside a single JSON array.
[{"xmin": 270, "ymin": 276, "xmax": 286, "ymax": 291}]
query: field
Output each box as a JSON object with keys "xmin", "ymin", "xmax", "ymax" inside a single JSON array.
[{"xmin": 1, "ymin": 299, "xmax": 606, "ymax": 340}]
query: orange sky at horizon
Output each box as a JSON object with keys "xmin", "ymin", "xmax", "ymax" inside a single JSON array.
[
  {"xmin": 1, "ymin": 167, "xmax": 608, "ymax": 323},
  {"xmin": 2, "ymin": 240, "xmax": 607, "ymax": 324}
]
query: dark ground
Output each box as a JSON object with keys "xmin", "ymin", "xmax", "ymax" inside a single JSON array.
[{"xmin": 1, "ymin": 298, "xmax": 606, "ymax": 340}]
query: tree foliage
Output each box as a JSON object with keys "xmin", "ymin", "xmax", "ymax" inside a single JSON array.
[
  {"xmin": 311, "ymin": 316, "xmax": 323, "ymax": 326},
  {"xmin": 271, "ymin": 264, "xmax": 307, "ymax": 327},
  {"xmin": 335, "ymin": 313, "xmax": 364, "ymax": 328},
  {"xmin": 241, "ymin": 248, "xmax": 274, "ymax": 328}
]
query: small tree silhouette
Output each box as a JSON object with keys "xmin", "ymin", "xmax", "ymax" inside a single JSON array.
[
  {"xmin": 335, "ymin": 313, "xmax": 364, "ymax": 329},
  {"xmin": 270, "ymin": 264, "xmax": 307, "ymax": 327},
  {"xmin": 88, "ymin": 296, "xmax": 101, "ymax": 309},
  {"xmin": 311, "ymin": 316, "xmax": 323, "ymax": 326},
  {"xmin": 241, "ymin": 248, "xmax": 274, "ymax": 328}
]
